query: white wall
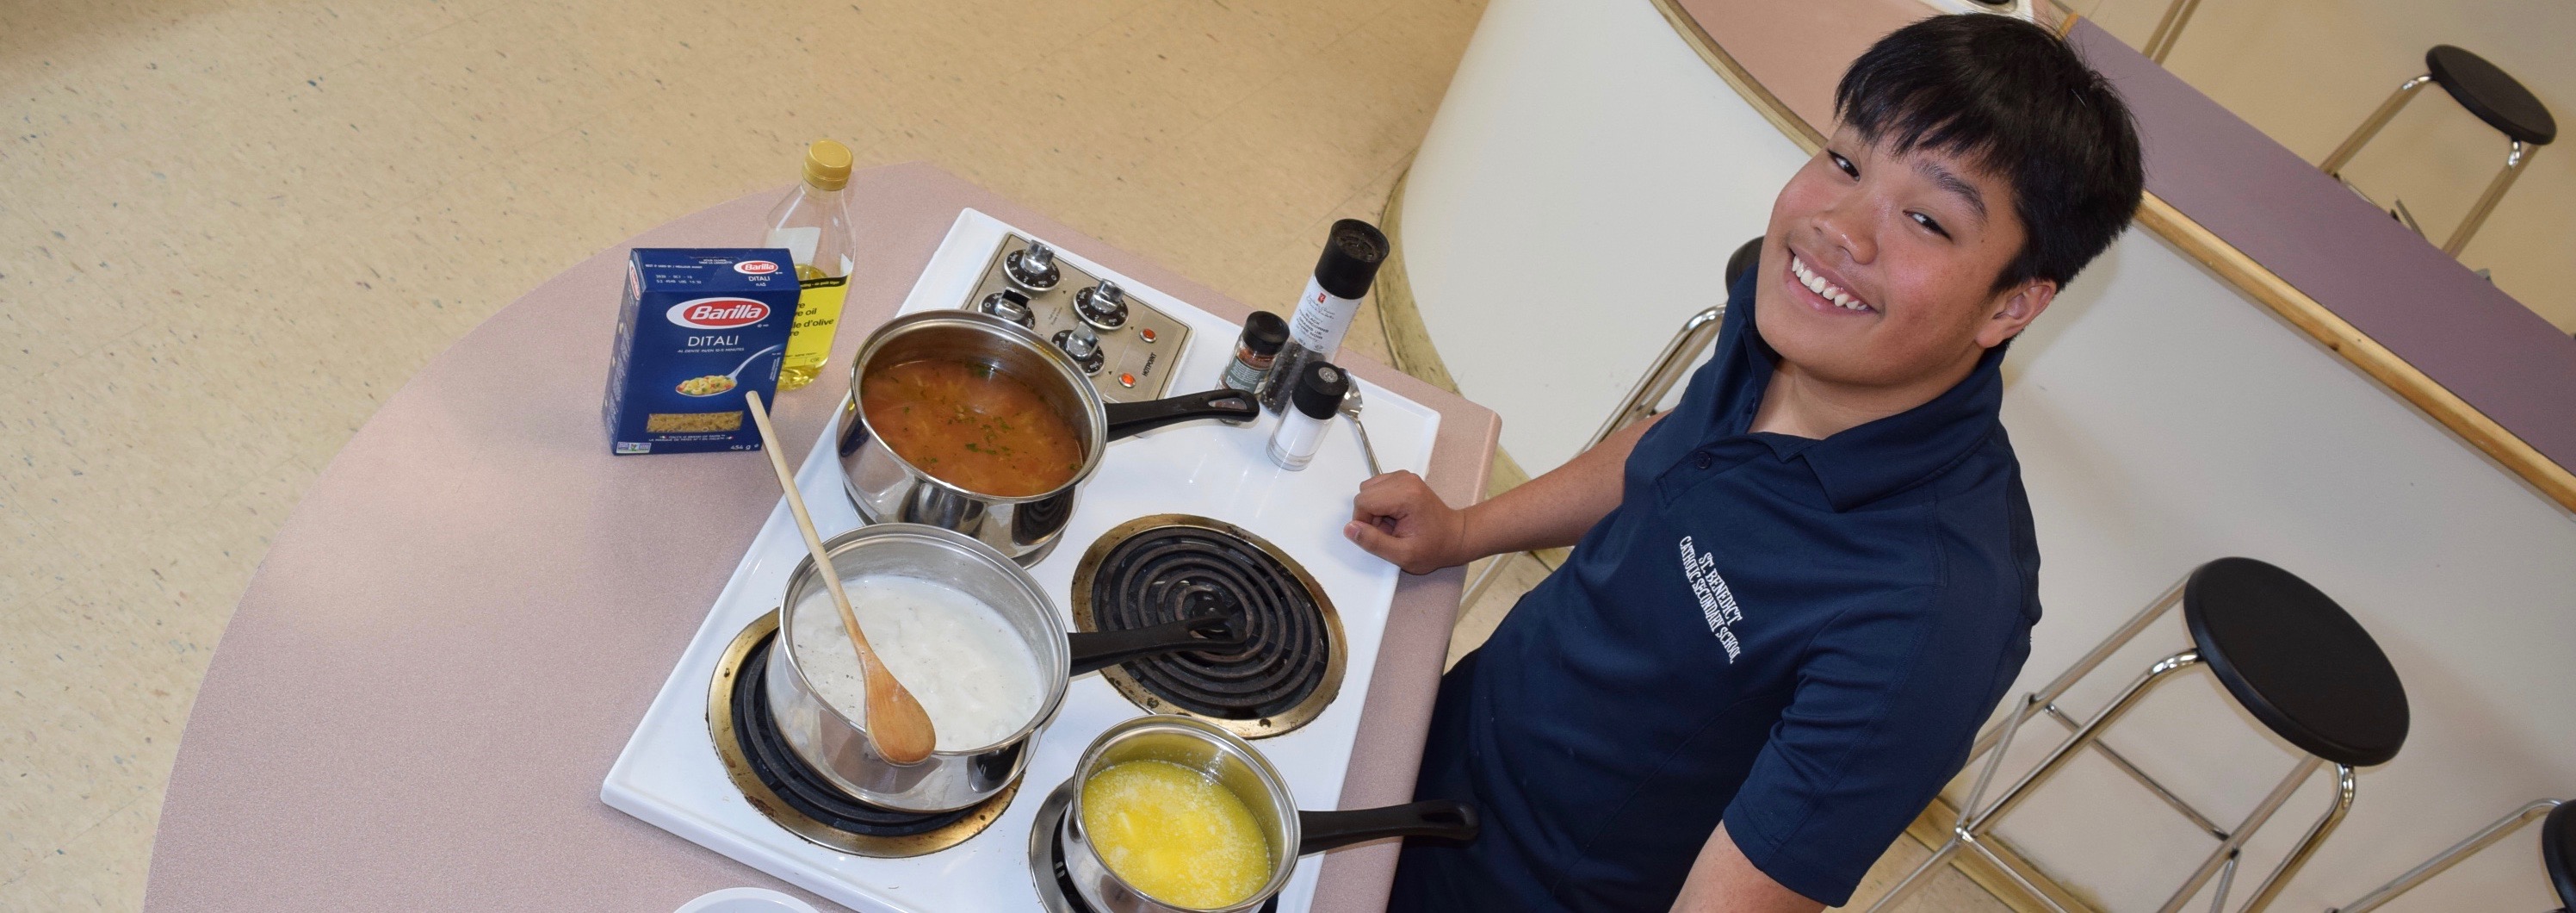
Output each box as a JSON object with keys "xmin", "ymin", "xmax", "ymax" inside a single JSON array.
[
  {"xmin": 1398, "ymin": 0, "xmax": 1810, "ymax": 474},
  {"xmin": 1401, "ymin": 1, "xmax": 2576, "ymax": 909}
]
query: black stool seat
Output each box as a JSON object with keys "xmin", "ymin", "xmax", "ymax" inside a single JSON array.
[
  {"xmin": 2183, "ymin": 557, "xmax": 2410, "ymax": 767},
  {"xmin": 2426, "ymin": 46, "xmax": 2556, "ymax": 146},
  {"xmin": 1724, "ymin": 235, "xmax": 1765, "ymax": 289},
  {"xmin": 2547, "ymin": 800, "xmax": 2575, "ymax": 910}
]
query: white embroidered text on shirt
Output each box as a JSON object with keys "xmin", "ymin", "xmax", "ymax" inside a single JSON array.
[{"xmin": 1678, "ymin": 535, "xmax": 1744, "ymax": 661}]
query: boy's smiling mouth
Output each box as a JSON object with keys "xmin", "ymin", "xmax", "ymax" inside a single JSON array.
[{"xmin": 1787, "ymin": 252, "xmax": 1875, "ymax": 314}]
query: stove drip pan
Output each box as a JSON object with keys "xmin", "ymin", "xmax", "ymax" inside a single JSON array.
[
  {"xmin": 706, "ymin": 611, "xmax": 1015, "ymax": 858},
  {"xmin": 1025, "ymin": 779, "xmax": 1279, "ymax": 913},
  {"xmin": 1071, "ymin": 515, "xmax": 1345, "ymax": 738}
]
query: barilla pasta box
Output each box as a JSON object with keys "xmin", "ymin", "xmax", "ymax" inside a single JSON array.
[{"xmin": 604, "ymin": 248, "xmax": 801, "ymax": 455}]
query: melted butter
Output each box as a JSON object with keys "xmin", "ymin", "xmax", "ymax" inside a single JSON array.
[{"xmin": 1081, "ymin": 760, "xmax": 1273, "ymax": 909}]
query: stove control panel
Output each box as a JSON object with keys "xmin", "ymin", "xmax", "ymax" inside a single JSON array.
[{"xmin": 964, "ymin": 235, "xmax": 1190, "ymax": 402}]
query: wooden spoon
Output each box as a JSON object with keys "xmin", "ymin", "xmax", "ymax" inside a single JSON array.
[{"xmin": 743, "ymin": 391, "xmax": 938, "ymax": 765}]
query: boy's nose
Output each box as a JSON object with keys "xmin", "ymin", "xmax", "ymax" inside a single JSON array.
[{"xmin": 1811, "ymin": 204, "xmax": 1875, "ymax": 265}]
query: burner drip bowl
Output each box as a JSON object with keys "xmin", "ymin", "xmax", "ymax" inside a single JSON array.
[
  {"xmin": 705, "ymin": 611, "xmax": 1014, "ymax": 857},
  {"xmin": 734, "ymin": 636, "xmax": 973, "ymax": 835},
  {"xmin": 1074, "ymin": 516, "xmax": 1345, "ymax": 738}
]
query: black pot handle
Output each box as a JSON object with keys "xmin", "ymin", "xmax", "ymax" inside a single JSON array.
[
  {"xmin": 1297, "ymin": 800, "xmax": 1480, "ymax": 854},
  {"xmin": 1067, "ymin": 612, "xmax": 1249, "ymax": 676},
  {"xmin": 1102, "ymin": 388, "xmax": 1259, "ymax": 441}
]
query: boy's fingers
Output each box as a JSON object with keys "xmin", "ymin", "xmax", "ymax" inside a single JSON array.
[{"xmin": 1344, "ymin": 520, "xmax": 1396, "ymax": 556}]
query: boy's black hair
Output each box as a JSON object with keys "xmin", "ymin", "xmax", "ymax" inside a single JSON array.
[{"xmin": 1835, "ymin": 15, "xmax": 2144, "ymax": 292}]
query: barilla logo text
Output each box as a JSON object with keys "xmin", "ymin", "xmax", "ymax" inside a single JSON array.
[
  {"xmin": 734, "ymin": 259, "xmax": 780, "ymax": 275},
  {"xmin": 666, "ymin": 297, "xmax": 772, "ymax": 329}
]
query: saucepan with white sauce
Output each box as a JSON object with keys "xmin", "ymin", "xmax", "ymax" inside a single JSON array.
[{"xmin": 767, "ymin": 524, "xmax": 1246, "ymax": 812}]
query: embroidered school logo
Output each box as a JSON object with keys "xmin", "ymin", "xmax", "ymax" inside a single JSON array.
[{"xmin": 1678, "ymin": 536, "xmax": 1745, "ymax": 661}]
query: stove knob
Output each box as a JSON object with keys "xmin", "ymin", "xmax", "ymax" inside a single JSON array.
[
  {"xmin": 1054, "ymin": 326, "xmax": 1106, "ymax": 374},
  {"xmin": 979, "ymin": 289, "xmax": 1035, "ymax": 328},
  {"xmin": 1074, "ymin": 279, "xmax": 1129, "ymax": 330},
  {"xmin": 1005, "ymin": 241, "xmax": 1060, "ymax": 290}
]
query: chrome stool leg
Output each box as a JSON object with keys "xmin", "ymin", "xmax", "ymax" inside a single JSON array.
[
  {"xmin": 2142, "ymin": 0, "xmax": 2208, "ymax": 64},
  {"xmin": 2150, "ymin": 757, "xmax": 2344, "ymax": 913},
  {"xmin": 1868, "ymin": 649, "xmax": 2206, "ymax": 912},
  {"xmin": 2328, "ymin": 798, "xmax": 2566, "ymax": 913},
  {"xmin": 1877, "ymin": 565, "xmax": 2381, "ymax": 913},
  {"xmin": 2443, "ymin": 140, "xmax": 2536, "ymax": 256},
  {"xmin": 2236, "ymin": 764, "xmax": 2356, "ymax": 912},
  {"xmin": 2321, "ymin": 75, "xmax": 2434, "ymax": 177}
]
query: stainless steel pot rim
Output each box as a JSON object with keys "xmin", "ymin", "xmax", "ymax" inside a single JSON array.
[
  {"xmin": 776, "ymin": 523, "xmax": 1074, "ymax": 755},
  {"xmin": 843, "ymin": 309, "xmax": 1109, "ymax": 505},
  {"xmin": 1067, "ymin": 714, "xmax": 1302, "ymax": 911}
]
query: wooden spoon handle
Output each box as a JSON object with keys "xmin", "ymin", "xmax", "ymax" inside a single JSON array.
[
  {"xmin": 743, "ymin": 393, "xmax": 936, "ymax": 764},
  {"xmin": 744, "ymin": 393, "xmax": 873, "ymax": 655}
]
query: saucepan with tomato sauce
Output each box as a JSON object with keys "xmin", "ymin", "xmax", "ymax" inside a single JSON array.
[{"xmin": 837, "ymin": 310, "xmax": 1257, "ymax": 564}]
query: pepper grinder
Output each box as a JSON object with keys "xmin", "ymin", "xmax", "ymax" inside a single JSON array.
[{"xmin": 1259, "ymin": 220, "xmax": 1387, "ymax": 413}]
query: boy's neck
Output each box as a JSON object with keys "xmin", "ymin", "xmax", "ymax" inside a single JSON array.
[{"xmin": 1747, "ymin": 351, "xmax": 1984, "ymax": 441}]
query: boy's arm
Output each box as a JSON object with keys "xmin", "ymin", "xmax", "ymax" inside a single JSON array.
[
  {"xmin": 1343, "ymin": 413, "xmax": 1663, "ymax": 574},
  {"xmin": 1670, "ymin": 825, "xmax": 1826, "ymax": 913}
]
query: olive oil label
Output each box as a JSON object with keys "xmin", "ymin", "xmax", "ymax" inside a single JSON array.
[{"xmin": 777, "ymin": 271, "xmax": 850, "ymax": 390}]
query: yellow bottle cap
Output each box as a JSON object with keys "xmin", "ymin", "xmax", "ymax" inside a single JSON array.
[{"xmin": 802, "ymin": 140, "xmax": 852, "ymax": 190}]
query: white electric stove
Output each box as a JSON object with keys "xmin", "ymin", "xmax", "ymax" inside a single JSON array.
[{"xmin": 603, "ymin": 209, "xmax": 1443, "ymax": 913}]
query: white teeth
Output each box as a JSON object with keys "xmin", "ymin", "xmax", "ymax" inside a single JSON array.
[{"xmin": 1791, "ymin": 255, "xmax": 1868, "ymax": 311}]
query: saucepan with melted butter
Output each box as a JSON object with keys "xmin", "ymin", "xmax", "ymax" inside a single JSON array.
[{"xmin": 1058, "ymin": 715, "xmax": 1479, "ymax": 913}]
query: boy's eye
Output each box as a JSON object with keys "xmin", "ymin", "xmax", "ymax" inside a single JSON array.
[
  {"xmin": 1910, "ymin": 210, "xmax": 1949, "ymax": 239},
  {"xmin": 1829, "ymin": 152, "xmax": 1859, "ymax": 178}
]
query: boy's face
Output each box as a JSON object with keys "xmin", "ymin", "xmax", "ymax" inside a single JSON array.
[{"xmin": 1755, "ymin": 126, "xmax": 2055, "ymax": 390}]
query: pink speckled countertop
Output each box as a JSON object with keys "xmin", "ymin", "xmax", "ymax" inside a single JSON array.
[{"xmin": 143, "ymin": 162, "xmax": 1496, "ymax": 913}]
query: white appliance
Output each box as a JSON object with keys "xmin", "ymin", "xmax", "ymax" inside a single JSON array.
[{"xmin": 604, "ymin": 209, "xmax": 1444, "ymax": 913}]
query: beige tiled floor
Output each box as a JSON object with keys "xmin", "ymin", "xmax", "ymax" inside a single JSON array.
[{"xmin": 0, "ymin": 0, "xmax": 2006, "ymax": 910}]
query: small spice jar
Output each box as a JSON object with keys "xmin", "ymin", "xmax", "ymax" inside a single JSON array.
[
  {"xmin": 1223, "ymin": 311, "xmax": 1290, "ymax": 394},
  {"xmin": 1267, "ymin": 361, "xmax": 1347, "ymax": 471}
]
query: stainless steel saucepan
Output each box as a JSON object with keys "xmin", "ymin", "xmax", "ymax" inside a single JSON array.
[
  {"xmin": 837, "ymin": 310, "xmax": 1258, "ymax": 565},
  {"xmin": 767, "ymin": 525, "xmax": 1246, "ymax": 812},
  {"xmin": 1058, "ymin": 715, "xmax": 1481, "ymax": 913}
]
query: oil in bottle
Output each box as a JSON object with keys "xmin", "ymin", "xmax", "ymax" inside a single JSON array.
[{"xmin": 762, "ymin": 140, "xmax": 858, "ymax": 391}]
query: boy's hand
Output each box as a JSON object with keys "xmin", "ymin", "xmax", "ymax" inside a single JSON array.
[{"xmin": 1344, "ymin": 471, "xmax": 1471, "ymax": 575}]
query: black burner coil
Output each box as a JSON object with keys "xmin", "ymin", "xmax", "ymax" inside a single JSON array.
[
  {"xmin": 1087, "ymin": 526, "xmax": 1330, "ymax": 721},
  {"xmin": 732, "ymin": 634, "xmax": 976, "ymax": 836}
]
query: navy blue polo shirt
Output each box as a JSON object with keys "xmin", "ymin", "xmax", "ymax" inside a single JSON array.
[{"xmin": 1391, "ymin": 270, "xmax": 2040, "ymax": 910}]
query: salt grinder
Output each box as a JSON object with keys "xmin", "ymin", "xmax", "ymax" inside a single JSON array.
[{"xmin": 1268, "ymin": 361, "xmax": 1347, "ymax": 471}]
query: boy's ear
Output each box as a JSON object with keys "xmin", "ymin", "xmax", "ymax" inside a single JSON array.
[{"xmin": 1978, "ymin": 279, "xmax": 2057, "ymax": 349}]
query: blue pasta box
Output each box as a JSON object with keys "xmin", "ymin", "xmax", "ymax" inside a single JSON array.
[{"xmin": 604, "ymin": 248, "xmax": 802, "ymax": 455}]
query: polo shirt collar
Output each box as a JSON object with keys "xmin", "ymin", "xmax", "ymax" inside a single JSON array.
[{"xmin": 1723, "ymin": 306, "xmax": 2008, "ymax": 512}]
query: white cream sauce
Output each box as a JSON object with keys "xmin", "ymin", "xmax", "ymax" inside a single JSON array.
[{"xmin": 789, "ymin": 574, "xmax": 1046, "ymax": 751}]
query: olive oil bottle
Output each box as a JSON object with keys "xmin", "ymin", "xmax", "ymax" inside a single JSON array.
[{"xmin": 762, "ymin": 140, "xmax": 858, "ymax": 391}]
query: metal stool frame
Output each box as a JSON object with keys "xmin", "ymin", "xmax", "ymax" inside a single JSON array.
[
  {"xmin": 1867, "ymin": 577, "xmax": 2358, "ymax": 913},
  {"xmin": 1457, "ymin": 303, "xmax": 1725, "ymax": 610},
  {"xmin": 2327, "ymin": 798, "xmax": 2567, "ymax": 913},
  {"xmin": 2141, "ymin": 0, "xmax": 2207, "ymax": 64},
  {"xmin": 2320, "ymin": 73, "xmax": 2542, "ymax": 257}
]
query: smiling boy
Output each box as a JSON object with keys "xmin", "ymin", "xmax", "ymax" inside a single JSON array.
[{"xmin": 1344, "ymin": 15, "xmax": 2145, "ymax": 912}]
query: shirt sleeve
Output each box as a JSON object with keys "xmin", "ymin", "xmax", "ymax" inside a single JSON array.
[{"xmin": 1718, "ymin": 584, "xmax": 2032, "ymax": 905}]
